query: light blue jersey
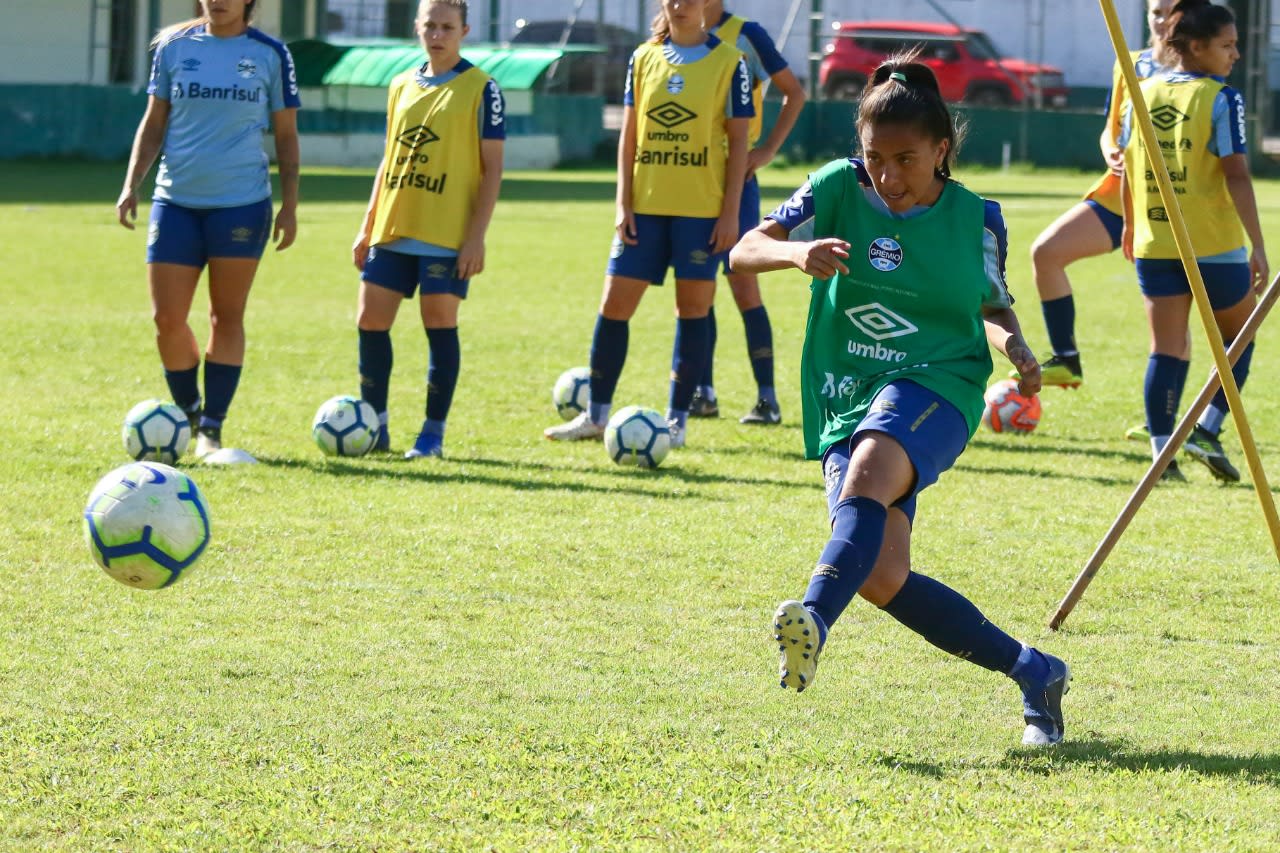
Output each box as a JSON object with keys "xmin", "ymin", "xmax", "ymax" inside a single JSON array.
[{"xmin": 148, "ymin": 25, "xmax": 301, "ymax": 208}]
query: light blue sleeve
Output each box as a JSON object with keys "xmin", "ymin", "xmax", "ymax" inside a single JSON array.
[
  {"xmin": 147, "ymin": 39, "xmax": 171, "ymax": 99},
  {"xmin": 1117, "ymin": 102, "xmax": 1131, "ymax": 150},
  {"xmin": 982, "ymin": 199, "xmax": 1013, "ymax": 310}
]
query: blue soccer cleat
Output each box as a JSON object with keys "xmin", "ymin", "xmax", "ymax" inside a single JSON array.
[
  {"xmin": 373, "ymin": 424, "xmax": 391, "ymax": 453},
  {"xmin": 404, "ymin": 429, "xmax": 443, "ymax": 459},
  {"xmin": 1015, "ymin": 649, "xmax": 1071, "ymax": 746}
]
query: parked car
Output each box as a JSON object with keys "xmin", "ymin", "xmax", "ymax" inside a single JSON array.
[
  {"xmin": 819, "ymin": 21, "xmax": 1070, "ymax": 107},
  {"xmin": 510, "ymin": 19, "xmax": 643, "ymax": 103}
]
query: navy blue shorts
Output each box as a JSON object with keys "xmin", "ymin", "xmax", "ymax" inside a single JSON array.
[
  {"xmin": 722, "ymin": 175, "xmax": 762, "ymax": 274},
  {"xmin": 821, "ymin": 380, "xmax": 969, "ymax": 526},
  {"xmin": 147, "ymin": 198, "xmax": 273, "ymax": 267},
  {"xmin": 362, "ymin": 245, "xmax": 469, "ymax": 299},
  {"xmin": 1135, "ymin": 257, "xmax": 1250, "ymax": 307},
  {"xmin": 606, "ymin": 213, "xmax": 723, "ymax": 284},
  {"xmin": 1084, "ymin": 199, "xmax": 1123, "ymax": 250}
]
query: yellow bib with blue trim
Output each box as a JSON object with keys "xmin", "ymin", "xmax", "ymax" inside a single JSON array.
[
  {"xmin": 370, "ymin": 65, "xmax": 490, "ymax": 250},
  {"xmin": 1085, "ymin": 51, "xmax": 1148, "ymax": 215},
  {"xmin": 713, "ymin": 15, "xmax": 764, "ymax": 146}
]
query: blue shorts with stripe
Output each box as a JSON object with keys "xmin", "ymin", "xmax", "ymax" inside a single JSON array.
[
  {"xmin": 146, "ymin": 197, "xmax": 273, "ymax": 266},
  {"xmin": 1135, "ymin": 257, "xmax": 1250, "ymax": 307},
  {"xmin": 821, "ymin": 380, "xmax": 969, "ymax": 526},
  {"xmin": 723, "ymin": 175, "xmax": 762, "ymax": 274},
  {"xmin": 606, "ymin": 213, "xmax": 723, "ymax": 284},
  {"xmin": 1084, "ymin": 199, "xmax": 1123, "ymax": 250},
  {"xmin": 361, "ymin": 245, "xmax": 470, "ymax": 299}
]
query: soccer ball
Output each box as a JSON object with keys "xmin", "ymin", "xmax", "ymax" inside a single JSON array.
[
  {"xmin": 83, "ymin": 461, "xmax": 211, "ymax": 590},
  {"xmin": 122, "ymin": 399, "xmax": 190, "ymax": 464},
  {"xmin": 982, "ymin": 379, "xmax": 1042, "ymax": 434},
  {"xmin": 552, "ymin": 366, "xmax": 591, "ymax": 420},
  {"xmin": 312, "ymin": 395, "xmax": 379, "ymax": 457},
  {"xmin": 604, "ymin": 405, "xmax": 671, "ymax": 468}
]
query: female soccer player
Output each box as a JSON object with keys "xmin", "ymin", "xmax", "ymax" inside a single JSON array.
[
  {"xmin": 543, "ymin": 0, "xmax": 752, "ymax": 449},
  {"xmin": 1022, "ymin": 0, "xmax": 1174, "ymax": 390},
  {"xmin": 730, "ymin": 56, "xmax": 1070, "ymax": 746},
  {"xmin": 116, "ymin": 0, "xmax": 300, "ymax": 461},
  {"xmin": 682, "ymin": 0, "xmax": 806, "ymax": 426},
  {"xmin": 352, "ymin": 0, "xmax": 504, "ymax": 459},
  {"xmin": 1120, "ymin": 0, "xmax": 1266, "ymax": 483}
]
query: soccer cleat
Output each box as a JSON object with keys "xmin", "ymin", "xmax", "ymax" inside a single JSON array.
[
  {"xmin": 667, "ymin": 419, "xmax": 686, "ymax": 449},
  {"xmin": 739, "ymin": 398, "xmax": 782, "ymax": 426},
  {"xmin": 373, "ymin": 424, "xmax": 391, "ymax": 453},
  {"xmin": 194, "ymin": 425, "xmax": 222, "ymax": 458},
  {"xmin": 773, "ymin": 600, "xmax": 822, "ymax": 692},
  {"xmin": 689, "ymin": 390, "xmax": 720, "ymax": 418},
  {"xmin": 1125, "ymin": 423, "xmax": 1150, "ymax": 442},
  {"xmin": 183, "ymin": 405, "xmax": 203, "ymax": 432},
  {"xmin": 1011, "ymin": 354, "xmax": 1082, "ymax": 389},
  {"xmin": 544, "ymin": 412, "xmax": 605, "ymax": 441},
  {"xmin": 1016, "ymin": 651, "xmax": 1070, "ymax": 746},
  {"xmin": 1184, "ymin": 425, "xmax": 1240, "ymax": 483},
  {"xmin": 1160, "ymin": 459, "xmax": 1187, "ymax": 483},
  {"xmin": 404, "ymin": 430, "xmax": 443, "ymax": 459}
]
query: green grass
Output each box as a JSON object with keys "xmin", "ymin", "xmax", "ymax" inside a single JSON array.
[{"xmin": 3, "ymin": 160, "xmax": 1280, "ymax": 850}]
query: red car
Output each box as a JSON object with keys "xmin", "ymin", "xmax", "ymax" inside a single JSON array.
[{"xmin": 820, "ymin": 21, "xmax": 1069, "ymax": 107}]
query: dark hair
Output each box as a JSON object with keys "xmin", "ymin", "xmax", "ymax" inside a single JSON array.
[
  {"xmin": 855, "ymin": 51, "xmax": 963, "ymax": 179},
  {"xmin": 1158, "ymin": 0, "xmax": 1234, "ymax": 67},
  {"xmin": 151, "ymin": 0, "xmax": 257, "ymax": 49}
]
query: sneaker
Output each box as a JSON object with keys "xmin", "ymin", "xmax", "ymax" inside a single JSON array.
[
  {"xmin": 739, "ymin": 398, "xmax": 782, "ymax": 426},
  {"xmin": 544, "ymin": 412, "xmax": 605, "ymax": 441},
  {"xmin": 404, "ymin": 430, "xmax": 443, "ymax": 459},
  {"xmin": 689, "ymin": 390, "xmax": 720, "ymax": 418},
  {"xmin": 1125, "ymin": 423, "xmax": 1150, "ymax": 442},
  {"xmin": 194, "ymin": 425, "xmax": 222, "ymax": 458},
  {"xmin": 1015, "ymin": 650, "xmax": 1070, "ymax": 746},
  {"xmin": 1160, "ymin": 459, "xmax": 1187, "ymax": 483},
  {"xmin": 373, "ymin": 424, "xmax": 391, "ymax": 453},
  {"xmin": 773, "ymin": 600, "xmax": 823, "ymax": 692},
  {"xmin": 666, "ymin": 419, "xmax": 686, "ymax": 449},
  {"xmin": 1012, "ymin": 354, "xmax": 1082, "ymax": 389},
  {"xmin": 1184, "ymin": 425, "xmax": 1240, "ymax": 483}
]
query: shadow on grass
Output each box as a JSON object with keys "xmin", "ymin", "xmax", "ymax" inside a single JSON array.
[{"xmin": 1000, "ymin": 738, "xmax": 1280, "ymax": 786}]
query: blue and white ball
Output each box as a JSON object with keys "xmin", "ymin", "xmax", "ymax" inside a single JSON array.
[
  {"xmin": 83, "ymin": 461, "xmax": 211, "ymax": 590},
  {"xmin": 122, "ymin": 399, "xmax": 190, "ymax": 464},
  {"xmin": 312, "ymin": 395, "xmax": 379, "ymax": 457},
  {"xmin": 552, "ymin": 366, "xmax": 591, "ymax": 421},
  {"xmin": 604, "ymin": 405, "xmax": 671, "ymax": 469}
]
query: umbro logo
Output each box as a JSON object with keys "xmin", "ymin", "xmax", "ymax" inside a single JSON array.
[
  {"xmin": 182, "ymin": 58, "xmax": 201, "ymax": 71},
  {"xmin": 646, "ymin": 101, "xmax": 697, "ymax": 129},
  {"xmin": 1149, "ymin": 104, "xmax": 1189, "ymax": 132},
  {"xmin": 396, "ymin": 125, "xmax": 439, "ymax": 149},
  {"xmin": 845, "ymin": 303, "xmax": 919, "ymax": 341}
]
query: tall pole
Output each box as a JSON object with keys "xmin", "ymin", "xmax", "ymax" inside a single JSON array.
[{"xmin": 808, "ymin": 0, "xmax": 823, "ymax": 100}]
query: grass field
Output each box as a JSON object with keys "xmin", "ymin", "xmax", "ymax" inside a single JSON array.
[{"xmin": 3, "ymin": 159, "xmax": 1280, "ymax": 850}]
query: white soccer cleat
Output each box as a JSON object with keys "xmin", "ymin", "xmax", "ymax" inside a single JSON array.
[
  {"xmin": 194, "ymin": 427, "xmax": 222, "ymax": 459},
  {"xmin": 201, "ymin": 447, "xmax": 257, "ymax": 465},
  {"xmin": 544, "ymin": 411, "xmax": 605, "ymax": 441},
  {"xmin": 774, "ymin": 600, "xmax": 822, "ymax": 692},
  {"xmin": 666, "ymin": 419, "xmax": 685, "ymax": 449}
]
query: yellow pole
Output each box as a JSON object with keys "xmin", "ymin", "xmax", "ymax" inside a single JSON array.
[{"xmin": 1095, "ymin": 0, "xmax": 1280, "ymax": 560}]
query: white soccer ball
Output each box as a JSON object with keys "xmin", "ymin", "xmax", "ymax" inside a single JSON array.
[
  {"xmin": 604, "ymin": 405, "xmax": 671, "ymax": 469},
  {"xmin": 83, "ymin": 461, "xmax": 211, "ymax": 590},
  {"xmin": 552, "ymin": 366, "xmax": 591, "ymax": 421},
  {"xmin": 122, "ymin": 399, "xmax": 190, "ymax": 464},
  {"xmin": 312, "ymin": 395, "xmax": 379, "ymax": 457}
]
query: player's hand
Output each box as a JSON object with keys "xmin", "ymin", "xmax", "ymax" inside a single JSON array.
[
  {"xmin": 1105, "ymin": 146, "xmax": 1124, "ymax": 176},
  {"xmin": 615, "ymin": 206, "xmax": 638, "ymax": 246},
  {"xmin": 1250, "ymin": 248, "xmax": 1269, "ymax": 293},
  {"xmin": 457, "ymin": 239, "xmax": 485, "ymax": 279},
  {"xmin": 794, "ymin": 238, "xmax": 850, "ymax": 279},
  {"xmin": 745, "ymin": 147, "xmax": 772, "ymax": 180},
  {"xmin": 1121, "ymin": 223, "xmax": 1135, "ymax": 263},
  {"xmin": 273, "ymin": 206, "xmax": 297, "ymax": 251},
  {"xmin": 116, "ymin": 188, "xmax": 137, "ymax": 230},
  {"xmin": 1008, "ymin": 344, "xmax": 1042, "ymax": 397},
  {"xmin": 709, "ymin": 212, "xmax": 738, "ymax": 255},
  {"xmin": 352, "ymin": 233, "xmax": 371, "ymax": 271}
]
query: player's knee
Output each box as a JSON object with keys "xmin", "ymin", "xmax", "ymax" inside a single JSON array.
[{"xmin": 151, "ymin": 309, "xmax": 187, "ymax": 337}]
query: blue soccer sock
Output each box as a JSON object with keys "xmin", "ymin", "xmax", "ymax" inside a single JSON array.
[
  {"xmin": 880, "ymin": 571, "xmax": 1023, "ymax": 673},
  {"xmin": 1144, "ymin": 353, "xmax": 1189, "ymax": 441},
  {"xmin": 424, "ymin": 327, "xmax": 460, "ymax": 424},
  {"xmin": 164, "ymin": 365, "xmax": 201, "ymax": 414},
  {"xmin": 802, "ymin": 496, "xmax": 887, "ymax": 631},
  {"xmin": 202, "ymin": 360, "xmax": 242, "ymax": 425},
  {"xmin": 589, "ymin": 315, "xmax": 629, "ymax": 423},
  {"xmin": 670, "ymin": 316, "xmax": 710, "ymax": 413},
  {"xmin": 1041, "ymin": 295, "xmax": 1077, "ymax": 357},
  {"xmin": 697, "ymin": 306, "xmax": 718, "ymax": 389},
  {"xmin": 358, "ymin": 328, "xmax": 393, "ymax": 417},
  {"xmin": 741, "ymin": 305, "xmax": 775, "ymax": 392},
  {"xmin": 1204, "ymin": 341, "xmax": 1253, "ymax": 433}
]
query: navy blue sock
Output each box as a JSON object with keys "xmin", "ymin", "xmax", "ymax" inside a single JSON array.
[
  {"xmin": 202, "ymin": 360, "xmax": 242, "ymax": 425},
  {"xmin": 1041, "ymin": 295, "xmax": 1077, "ymax": 356},
  {"xmin": 686, "ymin": 306, "xmax": 717, "ymax": 389},
  {"xmin": 1144, "ymin": 353, "xmax": 1189, "ymax": 437},
  {"xmin": 164, "ymin": 365, "xmax": 201, "ymax": 414},
  {"xmin": 424, "ymin": 327, "xmax": 460, "ymax": 423},
  {"xmin": 670, "ymin": 316, "xmax": 710, "ymax": 413},
  {"xmin": 880, "ymin": 571, "xmax": 1023, "ymax": 673},
  {"xmin": 802, "ymin": 496, "xmax": 887, "ymax": 631},
  {"xmin": 1208, "ymin": 340, "xmax": 1254, "ymax": 419},
  {"xmin": 589, "ymin": 315, "xmax": 629, "ymax": 414},
  {"xmin": 741, "ymin": 305, "xmax": 775, "ymax": 391},
  {"xmin": 358, "ymin": 328, "xmax": 393, "ymax": 416}
]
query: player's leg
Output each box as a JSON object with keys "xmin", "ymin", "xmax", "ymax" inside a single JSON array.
[
  {"xmin": 1023, "ymin": 201, "xmax": 1118, "ymax": 388},
  {"xmin": 685, "ymin": 305, "xmax": 720, "ymax": 418},
  {"xmin": 1143, "ymin": 287, "xmax": 1193, "ymax": 481},
  {"xmin": 358, "ymin": 246, "xmax": 418, "ymax": 452},
  {"xmin": 669, "ymin": 276, "xmax": 715, "ymax": 448},
  {"xmin": 406, "ymin": 282, "xmax": 464, "ymax": 460},
  {"xmin": 146, "ymin": 200, "xmax": 205, "ymax": 428},
  {"xmin": 726, "ymin": 269, "xmax": 780, "ymax": 425}
]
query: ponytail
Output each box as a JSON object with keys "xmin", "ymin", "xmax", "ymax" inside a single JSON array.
[
  {"xmin": 1158, "ymin": 0, "xmax": 1233, "ymax": 68},
  {"xmin": 856, "ymin": 51, "xmax": 964, "ymax": 179}
]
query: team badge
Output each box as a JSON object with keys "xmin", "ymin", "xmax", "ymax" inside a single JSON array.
[
  {"xmin": 609, "ymin": 236, "xmax": 625, "ymax": 260},
  {"xmin": 823, "ymin": 455, "xmax": 842, "ymax": 496},
  {"xmin": 666, "ymin": 73, "xmax": 685, "ymax": 95},
  {"xmin": 237, "ymin": 58, "xmax": 258, "ymax": 79},
  {"xmin": 868, "ymin": 237, "xmax": 903, "ymax": 272}
]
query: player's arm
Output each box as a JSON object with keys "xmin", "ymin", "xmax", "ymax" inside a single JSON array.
[
  {"xmin": 1223, "ymin": 154, "xmax": 1268, "ymax": 290},
  {"xmin": 352, "ymin": 154, "xmax": 385, "ymax": 271},
  {"xmin": 730, "ymin": 180, "xmax": 849, "ymax": 276},
  {"xmin": 615, "ymin": 104, "xmax": 638, "ymax": 245},
  {"xmin": 985, "ymin": 307, "xmax": 1039, "ymax": 396},
  {"xmin": 457, "ymin": 138, "xmax": 504, "ymax": 280},
  {"xmin": 750, "ymin": 66, "xmax": 805, "ymax": 174},
  {"xmin": 712, "ymin": 116, "xmax": 749, "ymax": 253},
  {"xmin": 271, "ymin": 107, "xmax": 300, "ymax": 251},
  {"xmin": 117, "ymin": 96, "xmax": 170, "ymax": 229}
]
